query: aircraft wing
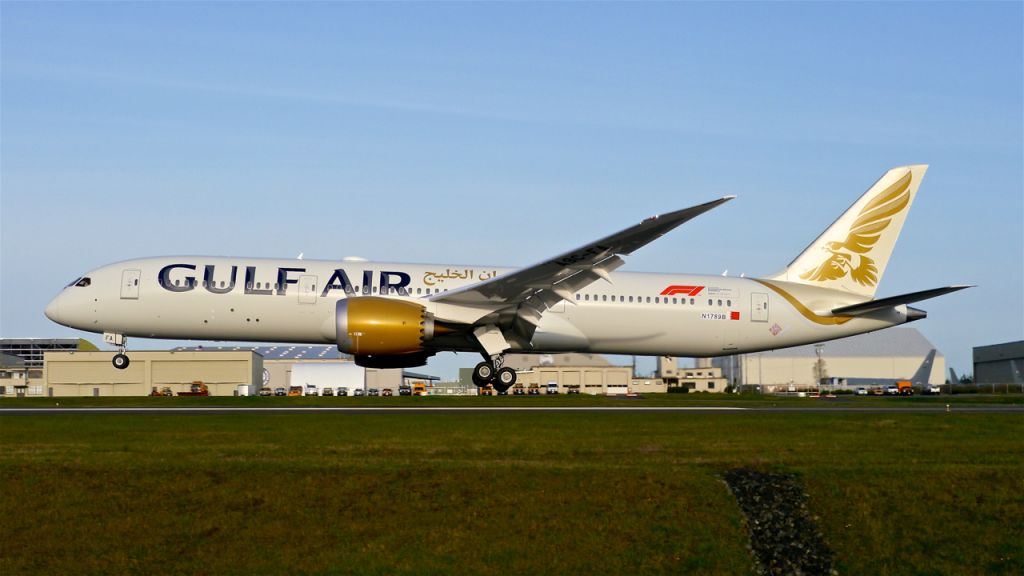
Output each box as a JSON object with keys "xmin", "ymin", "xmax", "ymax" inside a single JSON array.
[{"xmin": 431, "ymin": 197, "xmax": 735, "ymax": 317}]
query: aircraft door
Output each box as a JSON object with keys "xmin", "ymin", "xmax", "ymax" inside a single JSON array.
[
  {"xmin": 298, "ymin": 275, "xmax": 318, "ymax": 304},
  {"xmin": 751, "ymin": 293, "xmax": 769, "ymax": 322},
  {"xmin": 120, "ymin": 269, "xmax": 141, "ymax": 299}
]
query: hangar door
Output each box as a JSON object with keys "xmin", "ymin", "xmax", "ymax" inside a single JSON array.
[{"xmin": 120, "ymin": 269, "xmax": 141, "ymax": 299}]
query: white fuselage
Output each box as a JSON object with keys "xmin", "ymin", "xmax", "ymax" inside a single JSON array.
[{"xmin": 46, "ymin": 256, "xmax": 914, "ymax": 357}]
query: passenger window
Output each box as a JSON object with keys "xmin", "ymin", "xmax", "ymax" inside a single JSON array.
[
  {"xmin": 134, "ymin": 279, "xmax": 138, "ymax": 286},
  {"xmin": 646, "ymin": 297, "xmax": 651, "ymax": 303},
  {"xmin": 602, "ymin": 295, "xmax": 607, "ymax": 302},
  {"xmin": 655, "ymin": 297, "xmax": 659, "ymax": 304},
  {"xmin": 718, "ymin": 299, "xmax": 722, "ymax": 306},
  {"xmin": 628, "ymin": 296, "xmax": 633, "ymax": 303},
  {"xmin": 585, "ymin": 294, "xmax": 590, "ymax": 301},
  {"xmin": 690, "ymin": 298, "xmax": 695, "ymax": 305},
  {"xmin": 708, "ymin": 299, "xmax": 712, "ymax": 306},
  {"xmin": 727, "ymin": 299, "xmax": 731, "ymax": 306},
  {"xmin": 417, "ymin": 288, "xmax": 422, "ymax": 295}
]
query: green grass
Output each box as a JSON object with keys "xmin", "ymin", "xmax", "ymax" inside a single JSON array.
[
  {"xmin": 3, "ymin": 391, "xmax": 1021, "ymax": 408},
  {"xmin": 1, "ymin": 412, "xmax": 1021, "ymax": 575}
]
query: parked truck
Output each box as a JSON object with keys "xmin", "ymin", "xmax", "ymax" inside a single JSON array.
[{"xmin": 177, "ymin": 382, "xmax": 209, "ymax": 396}]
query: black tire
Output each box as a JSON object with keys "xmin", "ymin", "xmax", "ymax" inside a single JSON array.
[
  {"xmin": 473, "ymin": 362, "xmax": 494, "ymax": 382},
  {"xmin": 493, "ymin": 382, "xmax": 511, "ymax": 394},
  {"xmin": 112, "ymin": 353, "xmax": 130, "ymax": 370},
  {"xmin": 496, "ymin": 367, "xmax": 516, "ymax": 387}
]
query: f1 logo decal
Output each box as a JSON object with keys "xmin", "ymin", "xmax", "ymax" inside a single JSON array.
[{"xmin": 660, "ymin": 285, "xmax": 705, "ymax": 296}]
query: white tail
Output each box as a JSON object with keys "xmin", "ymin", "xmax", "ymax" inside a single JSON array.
[{"xmin": 769, "ymin": 165, "xmax": 928, "ymax": 297}]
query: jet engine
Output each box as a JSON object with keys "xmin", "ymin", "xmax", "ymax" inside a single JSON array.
[{"xmin": 335, "ymin": 297, "xmax": 437, "ymax": 357}]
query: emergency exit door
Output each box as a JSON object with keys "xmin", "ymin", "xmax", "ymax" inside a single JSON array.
[
  {"xmin": 120, "ymin": 269, "xmax": 141, "ymax": 299},
  {"xmin": 298, "ymin": 275, "xmax": 318, "ymax": 304}
]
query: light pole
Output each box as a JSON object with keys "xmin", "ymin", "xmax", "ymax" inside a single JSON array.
[{"xmin": 814, "ymin": 344, "xmax": 826, "ymax": 391}]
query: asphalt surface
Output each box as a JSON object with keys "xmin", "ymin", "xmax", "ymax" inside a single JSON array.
[{"xmin": 1, "ymin": 405, "xmax": 1022, "ymax": 415}]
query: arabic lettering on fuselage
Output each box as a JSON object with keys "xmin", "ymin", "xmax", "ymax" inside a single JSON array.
[
  {"xmin": 423, "ymin": 269, "xmax": 498, "ymax": 286},
  {"xmin": 157, "ymin": 263, "xmax": 412, "ymax": 297}
]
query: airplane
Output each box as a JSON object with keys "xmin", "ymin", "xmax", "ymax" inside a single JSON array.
[
  {"xmin": 45, "ymin": 165, "xmax": 971, "ymax": 391},
  {"xmin": 832, "ymin": 349, "xmax": 938, "ymax": 388}
]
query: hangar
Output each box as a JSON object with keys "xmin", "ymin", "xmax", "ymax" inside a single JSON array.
[
  {"xmin": 44, "ymin": 350, "xmax": 262, "ymax": 397},
  {"xmin": 713, "ymin": 327, "xmax": 945, "ymax": 392},
  {"xmin": 973, "ymin": 340, "xmax": 1023, "ymax": 390},
  {"xmin": 173, "ymin": 345, "xmax": 414, "ymax": 391}
]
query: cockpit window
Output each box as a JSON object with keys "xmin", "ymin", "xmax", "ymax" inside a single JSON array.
[
  {"xmin": 66, "ymin": 277, "xmax": 82, "ymax": 287},
  {"xmin": 74, "ymin": 277, "xmax": 91, "ymax": 287}
]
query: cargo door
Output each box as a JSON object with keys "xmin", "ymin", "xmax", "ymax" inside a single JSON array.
[
  {"xmin": 120, "ymin": 269, "xmax": 141, "ymax": 299},
  {"xmin": 751, "ymin": 293, "xmax": 769, "ymax": 322},
  {"xmin": 298, "ymin": 275, "xmax": 318, "ymax": 304}
]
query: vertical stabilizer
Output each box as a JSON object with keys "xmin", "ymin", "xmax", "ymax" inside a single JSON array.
[
  {"xmin": 911, "ymin": 349, "xmax": 937, "ymax": 385},
  {"xmin": 769, "ymin": 165, "xmax": 928, "ymax": 297}
]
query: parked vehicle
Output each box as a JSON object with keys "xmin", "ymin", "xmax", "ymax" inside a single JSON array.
[
  {"xmin": 274, "ymin": 387, "xmax": 286, "ymax": 396},
  {"xmin": 566, "ymin": 386, "xmax": 580, "ymax": 395},
  {"xmin": 150, "ymin": 386, "xmax": 174, "ymax": 397},
  {"xmin": 305, "ymin": 385, "xmax": 318, "ymax": 396},
  {"xmin": 178, "ymin": 382, "xmax": 209, "ymax": 396},
  {"xmin": 399, "ymin": 385, "xmax": 412, "ymax": 396},
  {"xmin": 855, "ymin": 387, "xmax": 868, "ymax": 396},
  {"xmin": 897, "ymin": 381, "xmax": 914, "ymax": 395},
  {"xmin": 337, "ymin": 387, "xmax": 349, "ymax": 396},
  {"xmin": 382, "ymin": 388, "xmax": 393, "ymax": 397},
  {"xmin": 367, "ymin": 388, "xmax": 380, "ymax": 396},
  {"xmin": 546, "ymin": 384, "xmax": 559, "ymax": 394},
  {"xmin": 353, "ymin": 388, "xmax": 364, "ymax": 396},
  {"xmin": 258, "ymin": 387, "xmax": 273, "ymax": 396},
  {"xmin": 412, "ymin": 383, "xmax": 427, "ymax": 396},
  {"xmin": 322, "ymin": 387, "xmax": 333, "ymax": 396},
  {"xmin": 885, "ymin": 385, "xmax": 900, "ymax": 395},
  {"xmin": 288, "ymin": 386, "xmax": 303, "ymax": 397},
  {"xmin": 513, "ymin": 386, "xmax": 525, "ymax": 395},
  {"xmin": 926, "ymin": 385, "xmax": 942, "ymax": 395}
]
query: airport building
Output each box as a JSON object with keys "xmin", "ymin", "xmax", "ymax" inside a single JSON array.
[
  {"xmin": 44, "ymin": 350, "xmax": 263, "ymax": 397},
  {"xmin": 973, "ymin": 340, "xmax": 1023, "ymax": 389},
  {"xmin": 1, "ymin": 338, "xmax": 98, "ymax": 397},
  {"xmin": 713, "ymin": 327, "xmax": 945, "ymax": 392},
  {"xmin": 6, "ymin": 342, "xmax": 437, "ymax": 397}
]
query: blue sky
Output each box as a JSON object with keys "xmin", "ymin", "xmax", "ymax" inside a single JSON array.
[{"xmin": 2, "ymin": 2, "xmax": 1021, "ymax": 379}]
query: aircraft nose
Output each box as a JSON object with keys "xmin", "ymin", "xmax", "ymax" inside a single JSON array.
[{"xmin": 45, "ymin": 296, "xmax": 62, "ymax": 323}]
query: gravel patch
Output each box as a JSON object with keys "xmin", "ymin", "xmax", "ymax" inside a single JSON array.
[{"xmin": 723, "ymin": 468, "xmax": 836, "ymax": 576}]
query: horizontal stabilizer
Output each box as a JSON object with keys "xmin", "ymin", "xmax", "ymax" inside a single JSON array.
[{"xmin": 831, "ymin": 285, "xmax": 973, "ymax": 316}]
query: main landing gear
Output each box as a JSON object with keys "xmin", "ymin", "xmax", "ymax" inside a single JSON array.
[
  {"xmin": 105, "ymin": 332, "xmax": 130, "ymax": 370},
  {"xmin": 472, "ymin": 355, "xmax": 516, "ymax": 392}
]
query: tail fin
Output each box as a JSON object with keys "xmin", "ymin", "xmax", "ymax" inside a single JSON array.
[
  {"xmin": 910, "ymin": 349, "xmax": 937, "ymax": 386},
  {"xmin": 769, "ymin": 165, "xmax": 928, "ymax": 297}
]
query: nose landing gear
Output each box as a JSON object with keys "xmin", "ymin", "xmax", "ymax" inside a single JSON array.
[{"xmin": 104, "ymin": 332, "xmax": 130, "ymax": 370}]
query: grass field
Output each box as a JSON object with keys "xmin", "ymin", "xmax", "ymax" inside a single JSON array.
[{"xmin": 1, "ymin": 407, "xmax": 1021, "ymax": 575}]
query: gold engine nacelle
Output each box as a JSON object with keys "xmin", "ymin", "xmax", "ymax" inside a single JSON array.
[{"xmin": 335, "ymin": 297, "xmax": 435, "ymax": 356}]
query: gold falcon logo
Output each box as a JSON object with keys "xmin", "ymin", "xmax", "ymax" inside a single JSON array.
[{"xmin": 799, "ymin": 172, "xmax": 912, "ymax": 287}]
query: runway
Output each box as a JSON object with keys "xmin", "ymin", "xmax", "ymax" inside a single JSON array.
[{"xmin": 2, "ymin": 405, "xmax": 1022, "ymax": 415}]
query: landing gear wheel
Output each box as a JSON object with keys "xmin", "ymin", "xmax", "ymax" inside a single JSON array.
[
  {"xmin": 473, "ymin": 362, "xmax": 494, "ymax": 384},
  {"xmin": 112, "ymin": 353, "xmax": 130, "ymax": 370},
  {"xmin": 493, "ymin": 383, "xmax": 511, "ymax": 394},
  {"xmin": 496, "ymin": 367, "xmax": 517, "ymax": 388}
]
